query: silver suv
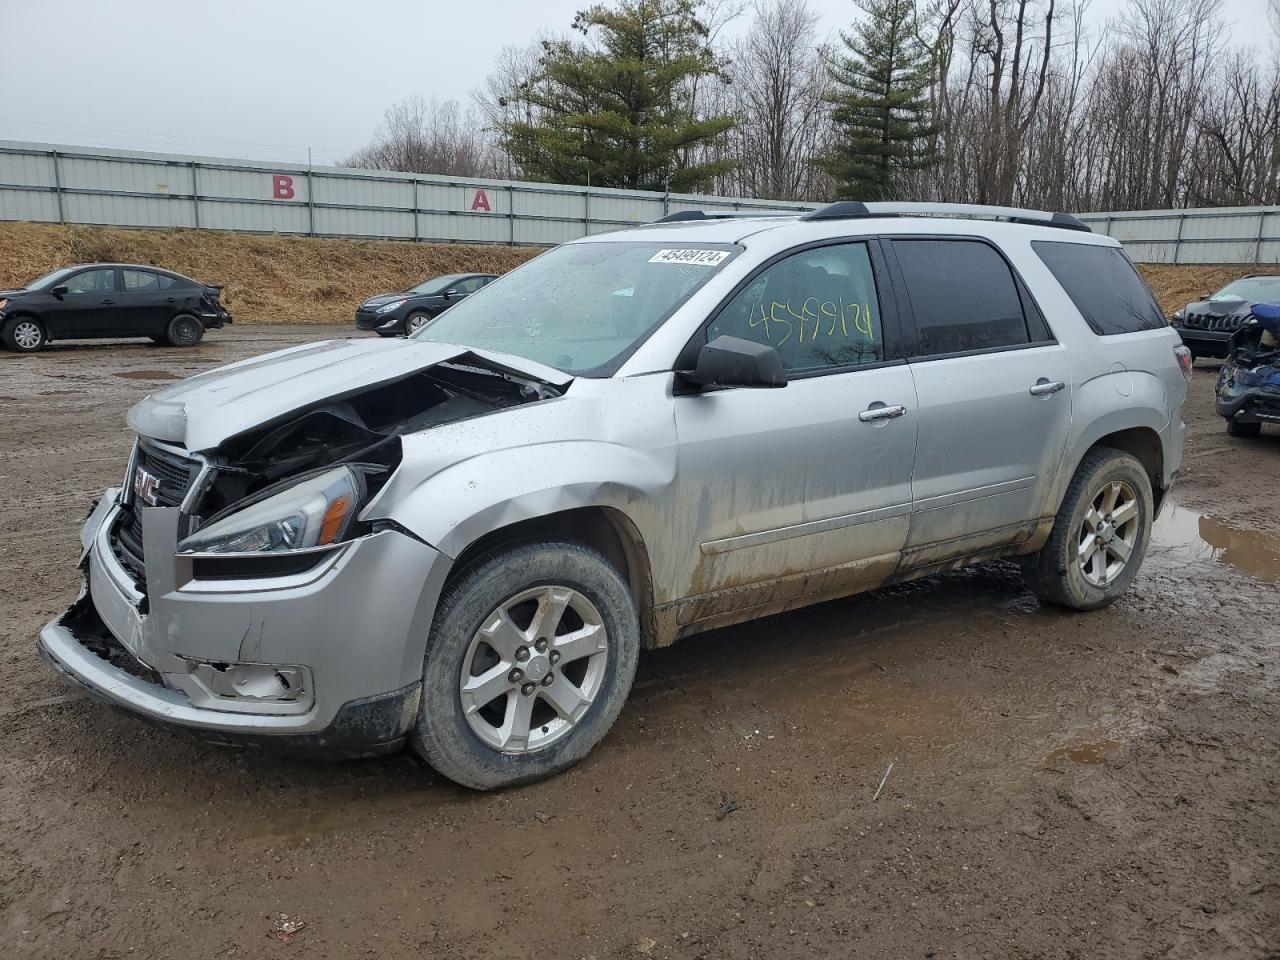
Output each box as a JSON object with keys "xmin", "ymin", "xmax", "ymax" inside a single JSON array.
[{"xmin": 39, "ymin": 202, "xmax": 1191, "ymax": 789}]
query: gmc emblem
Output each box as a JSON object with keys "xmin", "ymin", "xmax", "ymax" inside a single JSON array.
[{"xmin": 134, "ymin": 467, "xmax": 160, "ymax": 507}]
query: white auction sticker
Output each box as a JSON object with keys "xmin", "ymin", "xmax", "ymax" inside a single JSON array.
[{"xmin": 648, "ymin": 248, "xmax": 731, "ymax": 266}]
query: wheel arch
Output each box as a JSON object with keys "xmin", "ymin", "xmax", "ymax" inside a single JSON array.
[
  {"xmin": 3, "ymin": 311, "xmax": 50, "ymax": 341},
  {"xmin": 445, "ymin": 506, "xmax": 659, "ymax": 649}
]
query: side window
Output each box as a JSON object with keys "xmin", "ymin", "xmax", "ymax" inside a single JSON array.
[
  {"xmin": 457, "ymin": 277, "xmax": 484, "ymax": 294},
  {"xmin": 893, "ymin": 239, "xmax": 1030, "ymax": 356},
  {"xmin": 65, "ymin": 269, "xmax": 117, "ymax": 295},
  {"xmin": 706, "ymin": 243, "xmax": 884, "ymax": 374},
  {"xmin": 123, "ymin": 270, "xmax": 160, "ymax": 291},
  {"xmin": 157, "ymin": 274, "xmax": 179, "ymax": 290},
  {"xmin": 1032, "ymin": 241, "xmax": 1166, "ymax": 335}
]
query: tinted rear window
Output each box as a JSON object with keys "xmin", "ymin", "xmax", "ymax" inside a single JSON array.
[
  {"xmin": 1032, "ymin": 241, "xmax": 1166, "ymax": 335},
  {"xmin": 893, "ymin": 239, "xmax": 1030, "ymax": 355}
]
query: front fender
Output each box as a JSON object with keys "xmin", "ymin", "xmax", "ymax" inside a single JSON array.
[{"xmin": 370, "ymin": 440, "xmax": 675, "ymax": 560}]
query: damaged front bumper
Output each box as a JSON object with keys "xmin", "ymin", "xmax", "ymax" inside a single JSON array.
[
  {"xmin": 1216, "ymin": 374, "xmax": 1280, "ymax": 425},
  {"xmin": 38, "ymin": 489, "xmax": 450, "ymax": 757}
]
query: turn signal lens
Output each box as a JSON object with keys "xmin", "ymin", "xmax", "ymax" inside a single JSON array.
[{"xmin": 319, "ymin": 493, "xmax": 354, "ymax": 545}]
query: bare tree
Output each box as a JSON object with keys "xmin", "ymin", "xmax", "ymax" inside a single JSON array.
[
  {"xmin": 722, "ymin": 0, "xmax": 833, "ymax": 199},
  {"xmin": 345, "ymin": 96, "xmax": 500, "ymax": 177}
]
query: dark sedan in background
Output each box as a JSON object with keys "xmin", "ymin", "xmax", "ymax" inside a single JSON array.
[
  {"xmin": 0, "ymin": 263, "xmax": 230, "ymax": 352},
  {"xmin": 355, "ymin": 273, "xmax": 496, "ymax": 336},
  {"xmin": 1169, "ymin": 274, "xmax": 1280, "ymax": 361}
]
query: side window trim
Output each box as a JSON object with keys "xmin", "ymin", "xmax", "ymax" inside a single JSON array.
[
  {"xmin": 674, "ymin": 236, "xmax": 904, "ymax": 375},
  {"xmin": 883, "ymin": 234, "xmax": 1053, "ymax": 362}
]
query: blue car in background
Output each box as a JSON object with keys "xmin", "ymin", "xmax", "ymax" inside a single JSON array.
[{"xmin": 1216, "ymin": 302, "xmax": 1280, "ymax": 438}]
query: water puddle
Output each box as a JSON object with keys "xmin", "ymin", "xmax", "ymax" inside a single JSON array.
[
  {"xmin": 1047, "ymin": 739, "xmax": 1121, "ymax": 766},
  {"xmin": 1150, "ymin": 502, "xmax": 1280, "ymax": 584},
  {"xmin": 113, "ymin": 370, "xmax": 180, "ymax": 381}
]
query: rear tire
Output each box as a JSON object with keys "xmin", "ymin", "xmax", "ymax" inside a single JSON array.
[
  {"xmin": 1226, "ymin": 419, "xmax": 1262, "ymax": 439},
  {"xmin": 410, "ymin": 541, "xmax": 640, "ymax": 790},
  {"xmin": 165, "ymin": 314, "xmax": 204, "ymax": 347},
  {"xmin": 1021, "ymin": 447, "xmax": 1153, "ymax": 611},
  {"xmin": 2, "ymin": 317, "xmax": 46, "ymax": 352}
]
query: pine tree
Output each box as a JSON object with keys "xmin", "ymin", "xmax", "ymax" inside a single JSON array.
[
  {"xmin": 498, "ymin": 0, "xmax": 736, "ymax": 193},
  {"xmin": 819, "ymin": 0, "xmax": 938, "ymax": 200}
]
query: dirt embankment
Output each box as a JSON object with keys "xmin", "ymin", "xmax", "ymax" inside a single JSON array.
[
  {"xmin": 0, "ymin": 221, "xmax": 1266, "ymax": 324},
  {"xmin": 0, "ymin": 222, "xmax": 541, "ymax": 325}
]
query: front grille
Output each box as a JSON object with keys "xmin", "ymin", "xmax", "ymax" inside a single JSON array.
[
  {"xmin": 1185, "ymin": 312, "xmax": 1243, "ymax": 332},
  {"xmin": 113, "ymin": 441, "xmax": 203, "ymax": 580}
]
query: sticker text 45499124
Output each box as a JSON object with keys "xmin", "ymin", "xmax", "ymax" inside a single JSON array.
[{"xmin": 648, "ymin": 249, "xmax": 732, "ymax": 267}]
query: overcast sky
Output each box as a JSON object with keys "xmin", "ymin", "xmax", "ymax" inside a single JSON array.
[{"xmin": 0, "ymin": 0, "xmax": 1273, "ymax": 167}]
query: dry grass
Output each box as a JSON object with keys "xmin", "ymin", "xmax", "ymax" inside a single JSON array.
[
  {"xmin": 1137, "ymin": 263, "xmax": 1264, "ymax": 314},
  {"xmin": 0, "ymin": 222, "xmax": 541, "ymax": 324},
  {"xmin": 0, "ymin": 221, "xmax": 1265, "ymax": 324}
]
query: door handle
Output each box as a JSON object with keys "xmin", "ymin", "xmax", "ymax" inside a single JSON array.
[
  {"xmin": 1029, "ymin": 379, "xmax": 1066, "ymax": 397},
  {"xmin": 859, "ymin": 403, "xmax": 907, "ymax": 423},
  {"xmin": 100, "ymin": 299, "xmax": 116, "ymax": 305},
  {"xmin": 165, "ymin": 297, "xmax": 177, "ymax": 303}
]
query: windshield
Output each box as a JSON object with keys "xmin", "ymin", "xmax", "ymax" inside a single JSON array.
[
  {"xmin": 1209, "ymin": 277, "xmax": 1280, "ymax": 302},
  {"xmin": 408, "ymin": 275, "xmax": 464, "ymax": 295},
  {"xmin": 412, "ymin": 241, "xmax": 738, "ymax": 376},
  {"xmin": 25, "ymin": 267, "xmax": 79, "ymax": 291}
]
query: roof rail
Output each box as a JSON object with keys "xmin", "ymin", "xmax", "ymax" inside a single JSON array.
[
  {"xmin": 799, "ymin": 201, "xmax": 1092, "ymax": 233},
  {"xmin": 654, "ymin": 209, "xmax": 800, "ymax": 224}
]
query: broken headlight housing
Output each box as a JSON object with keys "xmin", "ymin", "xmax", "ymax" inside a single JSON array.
[{"xmin": 179, "ymin": 466, "xmax": 365, "ymax": 554}]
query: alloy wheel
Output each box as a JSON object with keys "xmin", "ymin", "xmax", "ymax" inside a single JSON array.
[
  {"xmin": 459, "ymin": 584, "xmax": 609, "ymax": 753},
  {"xmin": 1077, "ymin": 480, "xmax": 1140, "ymax": 587},
  {"xmin": 407, "ymin": 313, "xmax": 429, "ymax": 334}
]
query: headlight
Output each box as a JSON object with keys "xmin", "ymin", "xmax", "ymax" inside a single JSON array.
[
  {"xmin": 179, "ymin": 466, "xmax": 365, "ymax": 554},
  {"xmin": 376, "ymin": 299, "xmax": 406, "ymax": 314},
  {"xmin": 0, "ymin": 298, "xmax": 8, "ymax": 310}
]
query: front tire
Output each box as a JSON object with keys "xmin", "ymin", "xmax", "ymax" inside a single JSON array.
[
  {"xmin": 410, "ymin": 541, "xmax": 640, "ymax": 790},
  {"xmin": 1226, "ymin": 419, "xmax": 1262, "ymax": 439},
  {"xmin": 404, "ymin": 311, "xmax": 431, "ymax": 335},
  {"xmin": 3, "ymin": 317, "xmax": 46, "ymax": 352},
  {"xmin": 1021, "ymin": 448, "xmax": 1153, "ymax": 611},
  {"xmin": 165, "ymin": 314, "xmax": 204, "ymax": 347}
]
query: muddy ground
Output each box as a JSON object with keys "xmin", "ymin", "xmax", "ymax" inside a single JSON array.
[{"xmin": 1, "ymin": 326, "xmax": 1277, "ymax": 960}]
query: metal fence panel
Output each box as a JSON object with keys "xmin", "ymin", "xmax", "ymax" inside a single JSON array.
[{"xmin": 1, "ymin": 141, "xmax": 1275, "ymax": 263}]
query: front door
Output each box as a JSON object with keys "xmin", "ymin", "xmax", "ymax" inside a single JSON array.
[
  {"xmin": 671, "ymin": 240, "xmax": 918, "ymax": 626},
  {"xmin": 888, "ymin": 238, "xmax": 1073, "ymax": 559},
  {"xmin": 45, "ymin": 267, "xmax": 126, "ymax": 338}
]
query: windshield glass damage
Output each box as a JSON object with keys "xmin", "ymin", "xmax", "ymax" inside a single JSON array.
[{"xmin": 411, "ymin": 241, "xmax": 739, "ymax": 376}]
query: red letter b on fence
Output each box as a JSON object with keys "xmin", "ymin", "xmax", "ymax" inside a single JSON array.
[{"xmin": 272, "ymin": 174, "xmax": 295, "ymax": 200}]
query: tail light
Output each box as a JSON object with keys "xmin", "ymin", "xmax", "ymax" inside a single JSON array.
[{"xmin": 1174, "ymin": 345, "xmax": 1194, "ymax": 382}]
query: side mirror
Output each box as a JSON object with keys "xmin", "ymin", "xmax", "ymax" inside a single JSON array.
[
  {"xmin": 683, "ymin": 335, "xmax": 787, "ymax": 389},
  {"xmin": 50, "ymin": 285, "xmax": 68, "ymax": 297},
  {"xmin": 442, "ymin": 287, "xmax": 458, "ymax": 298}
]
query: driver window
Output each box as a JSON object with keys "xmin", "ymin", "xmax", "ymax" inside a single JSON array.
[
  {"xmin": 66, "ymin": 269, "xmax": 117, "ymax": 295},
  {"xmin": 707, "ymin": 243, "xmax": 883, "ymax": 373}
]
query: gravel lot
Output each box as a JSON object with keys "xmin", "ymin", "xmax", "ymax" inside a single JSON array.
[{"xmin": 2, "ymin": 326, "xmax": 1277, "ymax": 959}]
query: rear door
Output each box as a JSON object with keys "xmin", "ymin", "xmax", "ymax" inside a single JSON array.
[
  {"xmin": 887, "ymin": 237, "xmax": 1072, "ymax": 560},
  {"xmin": 45, "ymin": 267, "xmax": 125, "ymax": 338},
  {"xmin": 671, "ymin": 239, "xmax": 919, "ymax": 625},
  {"xmin": 122, "ymin": 269, "xmax": 176, "ymax": 335}
]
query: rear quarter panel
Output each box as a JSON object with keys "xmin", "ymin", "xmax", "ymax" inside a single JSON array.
[{"xmin": 1002, "ymin": 233, "xmax": 1186, "ymax": 513}]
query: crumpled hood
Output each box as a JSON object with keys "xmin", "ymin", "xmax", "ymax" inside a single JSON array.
[
  {"xmin": 126, "ymin": 337, "xmax": 571, "ymax": 451},
  {"xmin": 1184, "ymin": 298, "xmax": 1251, "ymax": 319}
]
